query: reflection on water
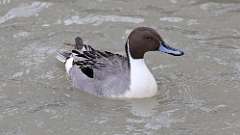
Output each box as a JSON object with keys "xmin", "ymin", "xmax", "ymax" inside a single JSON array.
[
  {"xmin": 0, "ymin": 0, "xmax": 240, "ymax": 134},
  {"xmin": 129, "ymin": 98, "xmax": 159, "ymax": 117}
]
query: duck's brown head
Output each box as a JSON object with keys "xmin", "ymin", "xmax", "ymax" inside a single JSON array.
[{"xmin": 127, "ymin": 27, "xmax": 184, "ymax": 59}]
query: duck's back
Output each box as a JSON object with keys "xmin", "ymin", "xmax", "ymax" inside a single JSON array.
[{"xmin": 70, "ymin": 51, "xmax": 130, "ymax": 97}]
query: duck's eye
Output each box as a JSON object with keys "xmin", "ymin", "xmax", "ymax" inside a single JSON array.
[{"xmin": 145, "ymin": 36, "xmax": 153, "ymax": 40}]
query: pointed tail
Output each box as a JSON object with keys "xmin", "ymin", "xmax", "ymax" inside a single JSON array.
[
  {"xmin": 56, "ymin": 36, "xmax": 84, "ymax": 63},
  {"xmin": 75, "ymin": 36, "xmax": 84, "ymax": 50},
  {"xmin": 56, "ymin": 50, "xmax": 72, "ymax": 63}
]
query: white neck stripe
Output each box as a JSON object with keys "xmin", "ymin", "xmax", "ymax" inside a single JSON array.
[{"xmin": 123, "ymin": 39, "xmax": 157, "ymax": 98}]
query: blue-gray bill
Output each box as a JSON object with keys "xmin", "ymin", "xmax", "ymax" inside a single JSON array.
[{"xmin": 159, "ymin": 42, "xmax": 184, "ymax": 56}]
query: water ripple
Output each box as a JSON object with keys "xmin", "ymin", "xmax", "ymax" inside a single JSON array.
[{"xmin": 64, "ymin": 15, "xmax": 144, "ymax": 26}]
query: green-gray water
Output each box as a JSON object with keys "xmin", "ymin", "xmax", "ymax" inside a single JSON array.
[{"xmin": 0, "ymin": 0, "xmax": 240, "ymax": 134}]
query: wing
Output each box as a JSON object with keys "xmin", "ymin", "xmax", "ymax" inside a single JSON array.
[{"xmin": 72, "ymin": 44, "xmax": 129, "ymax": 80}]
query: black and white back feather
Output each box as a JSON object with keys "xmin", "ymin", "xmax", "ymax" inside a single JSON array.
[{"xmin": 57, "ymin": 37, "xmax": 129, "ymax": 80}]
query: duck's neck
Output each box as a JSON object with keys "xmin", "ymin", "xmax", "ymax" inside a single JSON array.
[{"xmin": 124, "ymin": 41, "xmax": 157, "ymax": 98}]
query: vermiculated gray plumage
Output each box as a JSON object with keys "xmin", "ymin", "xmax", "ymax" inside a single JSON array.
[{"xmin": 57, "ymin": 37, "xmax": 130, "ymax": 96}]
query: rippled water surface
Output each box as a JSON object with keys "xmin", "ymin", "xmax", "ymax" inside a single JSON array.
[{"xmin": 1, "ymin": 0, "xmax": 240, "ymax": 134}]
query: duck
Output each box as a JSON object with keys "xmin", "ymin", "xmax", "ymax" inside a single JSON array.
[{"xmin": 56, "ymin": 27, "xmax": 184, "ymax": 98}]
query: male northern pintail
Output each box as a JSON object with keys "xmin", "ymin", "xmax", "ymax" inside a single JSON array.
[{"xmin": 56, "ymin": 27, "xmax": 184, "ymax": 98}]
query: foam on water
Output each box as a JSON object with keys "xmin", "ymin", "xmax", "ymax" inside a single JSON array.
[
  {"xmin": 64, "ymin": 15, "xmax": 144, "ymax": 26},
  {"xmin": 13, "ymin": 31, "xmax": 30, "ymax": 38},
  {"xmin": 160, "ymin": 17, "xmax": 184, "ymax": 23},
  {"xmin": 200, "ymin": 2, "xmax": 240, "ymax": 16},
  {"xmin": 12, "ymin": 72, "xmax": 24, "ymax": 78},
  {"xmin": 187, "ymin": 19, "xmax": 198, "ymax": 25},
  {"xmin": 169, "ymin": 0, "xmax": 177, "ymax": 4},
  {"xmin": 0, "ymin": 2, "xmax": 52, "ymax": 24}
]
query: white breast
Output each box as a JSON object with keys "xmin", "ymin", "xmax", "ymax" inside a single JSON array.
[
  {"xmin": 123, "ymin": 58, "xmax": 158, "ymax": 98},
  {"xmin": 65, "ymin": 57, "xmax": 73, "ymax": 75}
]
